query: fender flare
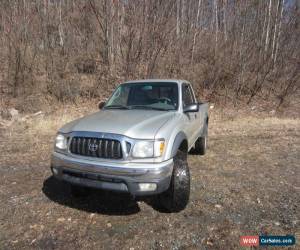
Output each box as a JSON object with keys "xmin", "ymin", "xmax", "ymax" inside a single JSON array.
[{"xmin": 170, "ymin": 131, "xmax": 188, "ymax": 158}]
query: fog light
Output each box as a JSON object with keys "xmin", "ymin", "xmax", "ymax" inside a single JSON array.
[
  {"xmin": 52, "ymin": 167, "xmax": 58, "ymax": 175},
  {"xmin": 138, "ymin": 183, "xmax": 157, "ymax": 191}
]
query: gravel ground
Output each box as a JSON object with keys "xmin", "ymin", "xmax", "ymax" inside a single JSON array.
[{"xmin": 0, "ymin": 112, "xmax": 299, "ymax": 249}]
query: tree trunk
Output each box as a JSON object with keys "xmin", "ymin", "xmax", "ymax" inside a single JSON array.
[
  {"xmin": 58, "ymin": 0, "xmax": 64, "ymax": 47},
  {"xmin": 224, "ymin": 0, "xmax": 228, "ymax": 41},
  {"xmin": 274, "ymin": 0, "xmax": 285, "ymax": 64},
  {"xmin": 214, "ymin": 0, "xmax": 218, "ymax": 54},
  {"xmin": 191, "ymin": 0, "xmax": 201, "ymax": 63},
  {"xmin": 271, "ymin": 0, "xmax": 280, "ymax": 61},
  {"xmin": 176, "ymin": 0, "xmax": 180, "ymax": 38},
  {"xmin": 264, "ymin": 0, "xmax": 272, "ymax": 53}
]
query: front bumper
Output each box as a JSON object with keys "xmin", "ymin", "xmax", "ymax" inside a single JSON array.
[{"xmin": 50, "ymin": 152, "xmax": 173, "ymax": 196}]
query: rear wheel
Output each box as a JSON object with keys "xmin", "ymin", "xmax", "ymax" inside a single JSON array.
[
  {"xmin": 194, "ymin": 136, "xmax": 207, "ymax": 155},
  {"xmin": 194, "ymin": 122, "xmax": 208, "ymax": 155},
  {"xmin": 159, "ymin": 150, "xmax": 190, "ymax": 212}
]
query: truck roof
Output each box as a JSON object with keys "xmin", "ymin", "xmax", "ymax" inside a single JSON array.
[{"xmin": 122, "ymin": 79, "xmax": 189, "ymax": 85}]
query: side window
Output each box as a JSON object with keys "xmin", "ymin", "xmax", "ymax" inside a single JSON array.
[{"xmin": 182, "ymin": 84, "xmax": 194, "ymax": 107}]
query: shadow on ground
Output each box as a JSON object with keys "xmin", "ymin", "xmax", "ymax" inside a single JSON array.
[{"xmin": 42, "ymin": 176, "xmax": 141, "ymax": 216}]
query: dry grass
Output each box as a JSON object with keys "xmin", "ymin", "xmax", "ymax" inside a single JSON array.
[{"xmin": 0, "ymin": 107, "xmax": 299, "ymax": 249}]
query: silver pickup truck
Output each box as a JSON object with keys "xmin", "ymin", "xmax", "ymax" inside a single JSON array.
[{"xmin": 51, "ymin": 79, "xmax": 209, "ymax": 212}]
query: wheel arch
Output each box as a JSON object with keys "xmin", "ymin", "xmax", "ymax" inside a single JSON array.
[{"xmin": 170, "ymin": 131, "xmax": 188, "ymax": 158}]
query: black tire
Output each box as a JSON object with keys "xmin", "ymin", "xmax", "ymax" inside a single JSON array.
[
  {"xmin": 194, "ymin": 123, "xmax": 208, "ymax": 155},
  {"xmin": 194, "ymin": 136, "xmax": 207, "ymax": 155},
  {"xmin": 70, "ymin": 184, "xmax": 89, "ymax": 197},
  {"xmin": 159, "ymin": 150, "xmax": 190, "ymax": 212}
]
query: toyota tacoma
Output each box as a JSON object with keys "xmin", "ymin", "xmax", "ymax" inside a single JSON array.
[{"xmin": 51, "ymin": 79, "xmax": 209, "ymax": 212}]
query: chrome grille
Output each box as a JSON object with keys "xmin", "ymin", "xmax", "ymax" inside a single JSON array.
[{"xmin": 70, "ymin": 137, "xmax": 123, "ymax": 159}]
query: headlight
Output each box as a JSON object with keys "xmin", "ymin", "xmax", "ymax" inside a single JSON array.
[
  {"xmin": 132, "ymin": 140, "xmax": 165, "ymax": 158},
  {"xmin": 55, "ymin": 134, "xmax": 68, "ymax": 150}
]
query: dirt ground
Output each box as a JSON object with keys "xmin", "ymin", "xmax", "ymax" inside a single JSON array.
[{"xmin": 0, "ymin": 108, "xmax": 299, "ymax": 250}]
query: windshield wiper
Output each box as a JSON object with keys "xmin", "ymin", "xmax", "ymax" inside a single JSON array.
[
  {"xmin": 104, "ymin": 105, "xmax": 131, "ymax": 110},
  {"xmin": 130, "ymin": 105, "xmax": 172, "ymax": 111}
]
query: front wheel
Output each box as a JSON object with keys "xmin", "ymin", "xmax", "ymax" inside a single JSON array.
[{"xmin": 158, "ymin": 150, "xmax": 190, "ymax": 212}]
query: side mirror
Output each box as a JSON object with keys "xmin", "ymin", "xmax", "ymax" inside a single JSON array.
[
  {"xmin": 98, "ymin": 101, "xmax": 105, "ymax": 109},
  {"xmin": 183, "ymin": 103, "xmax": 199, "ymax": 113}
]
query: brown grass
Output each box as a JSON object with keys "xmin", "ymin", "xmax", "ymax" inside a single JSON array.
[{"xmin": 0, "ymin": 107, "xmax": 299, "ymax": 249}]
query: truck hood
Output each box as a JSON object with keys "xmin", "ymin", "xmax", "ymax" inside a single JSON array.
[{"xmin": 59, "ymin": 110, "xmax": 176, "ymax": 139}]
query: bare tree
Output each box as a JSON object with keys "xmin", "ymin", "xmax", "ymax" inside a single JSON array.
[{"xmin": 0, "ymin": 0, "xmax": 298, "ymax": 107}]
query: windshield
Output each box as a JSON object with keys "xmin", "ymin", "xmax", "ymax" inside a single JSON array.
[{"xmin": 104, "ymin": 82, "xmax": 179, "ymax": 111}]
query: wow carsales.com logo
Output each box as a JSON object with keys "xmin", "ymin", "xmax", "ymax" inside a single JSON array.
[{"xmin": 240, "ymin": 235, "xmax": 296, "ymax": 247}]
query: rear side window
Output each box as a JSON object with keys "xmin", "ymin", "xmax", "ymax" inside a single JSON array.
[{"xmin": 182, "ymin": 84, "xmax": 194, "ymax": 107}]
